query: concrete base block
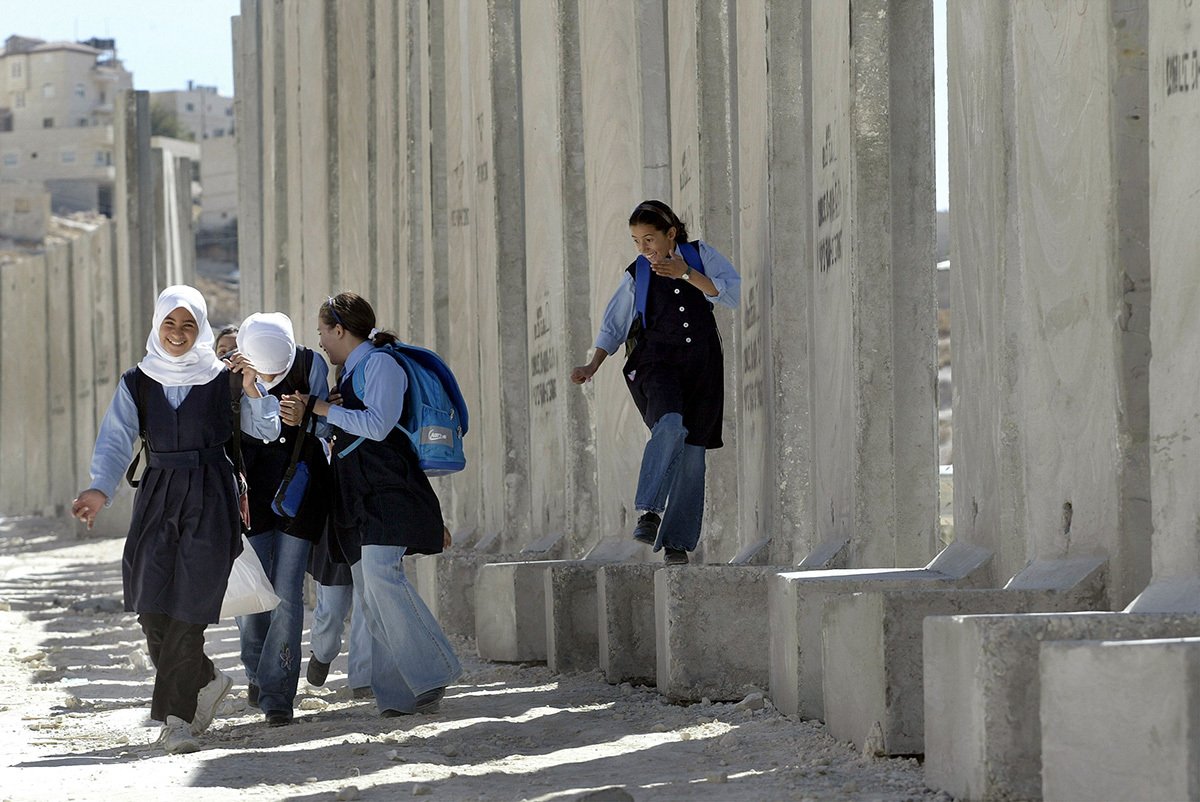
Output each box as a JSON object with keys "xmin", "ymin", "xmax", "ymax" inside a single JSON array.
[
  {"xmin": 1041, "ymin": 637, "xmax": 1200, "ymax": 802},
  {"xmin": 655, "ymin": 566, "xmax": 778, "ymax": 701},
  {"xmin": 768, "ymin": 540, "xmax": 993, "ymax": 720},
  {"xmin": 475, "ymin": 560, "xmax": 558, "ymax": 662},
  {"xmin": 521, "ymin": 531, "xmax": 567, "ymax": 559},
  {"xmin": 1126, "ymin": 576, "xmax": 1200, "ymax": 614},
  {"xmin": 822, "ymin": 586, "xmax": 1099, "ymax": 756},
  {"xmin": 598, "ymin": 563, "xmax": 663, "ymax": 684},
  {"xmin": 411, "ymin": 551, "xmax": 518, "ymax": 639},
  {"xmin": 545, "ymin": 561, "xmax": 603, "ymax": 674},
  {"xmin": 925, "ymin": 612, "xmax": 1200, "ymax": 802}
]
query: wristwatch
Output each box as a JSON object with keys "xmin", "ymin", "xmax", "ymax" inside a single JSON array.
[{"xmin": 681, "ymin": 267, "xmax": 692, "ymax": 281}]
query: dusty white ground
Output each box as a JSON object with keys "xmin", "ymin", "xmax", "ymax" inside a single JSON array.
[{"xmin": 0, "ymin": 516, "xmax": 949, "ymax": 802}]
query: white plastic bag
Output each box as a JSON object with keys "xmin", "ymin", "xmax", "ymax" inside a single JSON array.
[{"xmin": 220, "ymin": 534, "xmax": 281, "ymax": 618}]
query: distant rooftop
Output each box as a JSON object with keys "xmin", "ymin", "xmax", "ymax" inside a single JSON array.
[{"xmin": 1, "ymin": 34, "xmax": 116, "ymax": 59}]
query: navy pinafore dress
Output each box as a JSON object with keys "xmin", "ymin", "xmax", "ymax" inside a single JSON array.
[
  {"xmin": 327, "ymin": 351, "xmax": 445, "ymax": 565},
  {"xmin": 122, "ymin": 367, "xmax": 243, "ymax": 626}
]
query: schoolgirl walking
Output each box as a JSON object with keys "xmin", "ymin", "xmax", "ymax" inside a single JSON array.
[{"xmin": 71, "ymin": 285, "xmax": 281, "ymax": 753}]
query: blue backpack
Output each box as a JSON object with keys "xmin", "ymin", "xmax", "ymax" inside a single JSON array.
[{"xmin": 341, "ymin": 342, "xmax": 469, "ymax": 476}]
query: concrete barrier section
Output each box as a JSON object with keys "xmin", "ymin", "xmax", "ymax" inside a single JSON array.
[
  {"xmin": 925, "ymin": 612, "xmax": 1200, "ymax": 802},
  {"xmin": 821, "ymin": 583, "xmax": 1103, "ymax": 756},
  {"xmin": 768, "ymin": 541, "xmax": 992, "ymax": 720},
  {"xmin": 598, "ymin": 563, "xmax": 663, "ymax": 685},
  {"xmin": 1040, "ymin": 637, "xmax": 1200, "ymax": 802},
  {"xmin": 545, "ymin": 562, "xmax": 602, "ymax": 674},
  {"xmin": 412, "ymin": 551, "xmax": 520, "ymax": 640},
  {"xmin": 655, "ymin": 566, "xmax": 777, "ymax": 702}
]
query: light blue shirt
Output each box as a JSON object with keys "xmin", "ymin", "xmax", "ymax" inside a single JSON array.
[
  {"xmin": 89, "ymin": 376, "xmax": 282, "ymax": 503},
  {"xmin": 593, "ymin": 240, "xmax": 742, "ymax": 356},
  {"xmin": 325, "ymin": 341, "xmax": 409, "ymax": 442}
]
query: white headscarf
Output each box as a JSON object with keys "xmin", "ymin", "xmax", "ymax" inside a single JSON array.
[
  {"xmin": 137, "ymin": 285, "xmax": 225, "ymax": 387},
  {"xmin": 236, "ymin": 312, "xmax": 297, "ymax": 390}
]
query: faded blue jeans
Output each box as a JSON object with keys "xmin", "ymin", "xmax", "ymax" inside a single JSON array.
[
  {"xmin": 310, "ymin": 581, "xmax": 372, "ymax": 690},
  {"xmin": 634, "ymin": 412, "xmax": 707, "ymax": 552},
  {"xmin": 351, "ymin": 545, "xmax": 462, "ymax": 713},
  {"xmin": 236, "ymin": 530, "xmax": 311, "ymax": 716}
]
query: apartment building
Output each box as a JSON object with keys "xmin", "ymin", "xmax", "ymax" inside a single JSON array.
[
  {"xmin": 0, "ymin": 35, "xmax": 133, "ymax": 214},
  {"xmin": 151, "ymin": 82, "xmax": 237, "ymax": 232}
]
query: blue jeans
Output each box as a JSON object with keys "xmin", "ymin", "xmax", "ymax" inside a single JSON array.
[
  {"xmin": 634, "ymin": 413, "xmax": 707, "ymax": 552},
  {"xmin": 310, "ymin": 581, "xmax": 372, "ymax": 689},
  {"xmin": 236, "ymin": 530, "xmax": 311, "ymax": 716},
  {"xmin": 351, "ymin": 545, "xmax": 462, "ymax": 713}
]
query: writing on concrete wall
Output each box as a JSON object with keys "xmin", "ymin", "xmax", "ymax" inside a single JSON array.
[
  {"xmin": 450, "ymin": 208, "xmax": 470, "ymax": 226},
  {"xmin": 679, "ymin": 145, "xmax": 693, "ymax": 192},
  {"xmin": 815, "ymin": 124, "xmax": 843, "ymax": 273},
  {"xmin": 742, "ymin": 283, "xmax": 765, "ymax": 413},
  {"xmin": 530, "ymin": 301, "xmax": 558, "ymax": 407},
  {"xmin": 1166, "ymin": 47, "xmax": 1200, "ymax": 97}
]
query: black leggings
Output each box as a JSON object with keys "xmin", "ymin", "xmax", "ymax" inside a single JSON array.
[{"xmin": 138, "ymin": 613, "xmax": 214, "ymax": 723}]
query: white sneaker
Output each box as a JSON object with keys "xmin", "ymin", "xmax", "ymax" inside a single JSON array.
[
  {"xmin": 160, "ymin": 715, "xmax": 200, "ymax": 754},
  {"xmin": 191, "ymin": 667, "xmax": 233, "ymax": 735}
]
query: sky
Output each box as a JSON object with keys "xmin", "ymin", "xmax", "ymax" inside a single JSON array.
[
  {"xmin": 2, "ymin": 0, "xmax": 950, "ymax": 208},
  {"xmin": 2, "ymin": 0, "xmax": 243, "ymax": 95}
]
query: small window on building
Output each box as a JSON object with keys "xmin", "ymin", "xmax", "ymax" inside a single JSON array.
[
  {"xmin": 78, "ymin": 118, "xmax": 88, "ymax": 127},
  {"xmin": 214, "ymin": 128, "xmax": 224, "ymax": 138},
  {"xmin": 95, "ymin": 150, "xmax": 111, "ymax": 166},
  {"xmin": 99, "ymin": 89, "xmax": 106, "ymax": 104},
  {"xmin": 61, "ymin": 149, "xmax": 76, "ymax": 164},
  {"xmin": 2, "ymin": 152, "xmax": 18, "ymax": 168},
  {"xmin": 10, "ymin": 61, "xmax": 21, "ymax": 79},
  {"xmin": 43, "ymin": 117, "xmax": 53, "ymax": 128},
  {"xmin": 185, "ymin": 102, "xmax": 194, "ymax": 112},
  {"xmin": 226, "ymin": 107, "xmax": 233, "ymax": 117},
  {"xmin": 41, "ymin": 83, "xmax": 54, "ymax": 99},
  {"xmin": 74, "ymin": 83, "xmax": 85, "ymax": 99},
  {"xmin": 13, "ymin": 91, "xmax": 25, "ymax": 109}
]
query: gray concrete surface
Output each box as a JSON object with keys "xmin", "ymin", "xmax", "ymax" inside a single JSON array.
[
  {"xmin": 654, "ymin": 566, "xmax": 776, "ymax": 702},
  {"xmin": 1040, "ymin": 637, "xmax": 1200, "ymax": 802},
  {"xmin": 768, "ymin": 541, "xmax": 992, "ymax": 720},
  {"xmin": 925, "ymin": 612, "xmax": 1200, "ymax": 801},
  {"xmin": 598, "ymin": 563, "xmax": 663, "ymax": 685},
  {"xmin": 544, "ymin": 561, "xmax": 602, "ymax": 674},
  {"xmin": 821, "ymin": 578, "xmax": 1106, "ymax": 757},
  {"xmin": 1128, "ymin": 1, "xmax": 1200, "ymax": 613}
]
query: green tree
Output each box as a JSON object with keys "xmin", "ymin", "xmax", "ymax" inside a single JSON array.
[{"xmin": 149, "ymin": 102, "xmax": 194, "ymax": 141}]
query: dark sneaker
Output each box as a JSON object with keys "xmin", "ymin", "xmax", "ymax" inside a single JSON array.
[
  {"xmin": 306, "ymin": 654, "xmax": 331, "ymax": 687},
  {"xmin": 247, "ymin": 683, "xmax": 260, "ymax": 708},
  {"xmin": 632, "ymin": 512, "xmax": 661, "ymax": 545},
  {"xmin": 663, "ymin": 547, "xmax": 689, "ymax": 566},
  {"xmin": 265, "ymin": 711, "xmax": 293, "ymax": 727}
]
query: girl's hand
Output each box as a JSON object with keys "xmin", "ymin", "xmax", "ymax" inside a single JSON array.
[
  {"xmin": 71, "ymin": 489, "xmax": 107, "ymax": 530},
  {"xmin": 280, "ymin": 393, "xmax": 308, "ymax": 426},
  {"xmin": 225, "ymin": 353, "xmax": 263, "ymax": 396},
  {"xmin": 281, "ymin": 393, "xmax": 329, "ymax": 425},
  {"xmin": 443, "ymin": 526, "xmax": 452, "ymax": 549},
  {"xmin": 327, "ymin": 390, "xmax": 343, "ymax": 407},
  {"xmin": 239, "ymin": 491, "xmax": 251, "ymax": 529},
  {"xmin": 570, "ymin": 364, "xmax": 597, "ymax": 384},
  {"xmin": 650, "ymin": 251, "xmax": 686, "ymax": 279}
]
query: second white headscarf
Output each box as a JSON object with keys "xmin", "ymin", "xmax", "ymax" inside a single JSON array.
[{"xmin": 236, "ymin": 312, "xmax": 297, "ymax": 391}]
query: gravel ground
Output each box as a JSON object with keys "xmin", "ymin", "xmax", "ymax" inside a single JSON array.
[{"xmin": 0, "ymin": 516, "xmax": 949, "ymax": 802}]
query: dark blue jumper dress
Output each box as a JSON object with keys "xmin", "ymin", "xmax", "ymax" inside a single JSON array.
[
  {"xmin": 327, "ymin": 352, "xmax": 445, "ymax": 565},
  {"xmin": 622, "ymin": 253, "xmax": 725, "ymax": 449},
  {"xmin": 122, "ymin": 367, "xmax": 242, "ymax": 626}
]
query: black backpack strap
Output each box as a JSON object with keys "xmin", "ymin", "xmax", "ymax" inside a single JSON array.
[
  {"xmin": 284, "ymin": 346, "xmax": 312, "ymax": 395},
  {"xmin": 125, "ymin": 369, "xmax": 150, "ymax": 488},
  {"xmin": 228, "ymin": 370, "xmax": 245, "ymax": 480}
]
